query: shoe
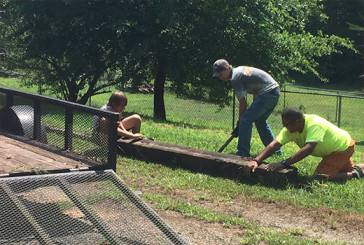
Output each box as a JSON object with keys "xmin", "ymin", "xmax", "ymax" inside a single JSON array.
[{"xmin": 352, "ymin": 166, "xmax": 364, "ymax": 179}]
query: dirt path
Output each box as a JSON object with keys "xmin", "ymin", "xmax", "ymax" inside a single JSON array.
[
  {"xmin": 159, "ymin": 210, "xmax": 243, "ymax": 245},
  {"xmin": 148, "ymin": 193, "xmax": 364, "ymax": 245}
]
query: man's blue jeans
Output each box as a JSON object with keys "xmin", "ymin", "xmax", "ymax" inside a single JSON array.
[{"xmin": 236, "ymin": 89, "xmax": 282, "ymax": 157}]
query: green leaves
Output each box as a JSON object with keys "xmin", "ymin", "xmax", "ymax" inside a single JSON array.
[{"xmin": 1, "ymin": 0, "xmax": 356, "ymax": 108}]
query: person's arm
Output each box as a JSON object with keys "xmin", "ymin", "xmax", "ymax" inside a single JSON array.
[
  {"xmin": 244, "ymin": 139, "xmax": 282, "ymax": 175},
  {"xmin": 266, "ymin": 142, "xmax": 318, "ymax": 171},
  {"xmin": 239, "ymin": 97, "xmax": 247, "ymax": 118}
]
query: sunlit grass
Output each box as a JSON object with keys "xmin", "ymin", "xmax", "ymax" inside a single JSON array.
[
  {"xmin": 117, "ymin": 155, "xmax": 364, "ymax": 214},
  {"xmin": 2, "ymin": 76, "xmax": 364, "ymax": 244}
]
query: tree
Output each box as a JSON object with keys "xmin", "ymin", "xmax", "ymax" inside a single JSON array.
[
  {"xmin": 119, "ymin": 0, "xmax": 355, "ymax": 119},
  {"xmin": 314, "ymin": 0, "xmax": 364, "ymax": 85},
  {"xmin": 1, "ymin": 0, "xmax": 130, "ymax": 104},
  {"xmin": 1, "ymin": 0, "xmax": 356, "ymax": 119}
]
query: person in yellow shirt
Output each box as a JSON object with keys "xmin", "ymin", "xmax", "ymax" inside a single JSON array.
[{"xmin": 245, "ymin": 107, "xmax": 364, "ymax": 181}]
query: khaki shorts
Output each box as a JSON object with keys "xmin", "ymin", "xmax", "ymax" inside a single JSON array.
[{"xmin": 314, "ymin": 139, "xmax": 355, "ymax": 180}]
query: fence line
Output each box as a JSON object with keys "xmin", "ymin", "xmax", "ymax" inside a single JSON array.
[
  {"xmin": 230, "ymin": 86, "xmax": 364, "ymax": 141},
  {"xmin": 280, "ymin": 90, "xmax": 364, "ymax": 128},
  {"xmin": 0, "ymin": 87, "xmax": 120, "ymax": 171},
  {"xmin": 285, "ymin": 84, "xmax": 364, "ymax": 97}
]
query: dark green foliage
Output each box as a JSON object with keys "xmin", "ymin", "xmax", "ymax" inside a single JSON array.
[
  {"xmin": 0, "ymin": 0, "xmax": 356, "ymax": 119},
  {"xmin": 316, "ymin": 0, "xmax": 364, "ymax": 86},
  {"xmin": 1, "ymin": 0, "xmax": 128, "ymax": 103}
]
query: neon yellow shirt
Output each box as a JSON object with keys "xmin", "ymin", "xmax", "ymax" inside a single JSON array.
[{"xmin": 276, "ymin": 114, "xmax": 351, "ymax": 157}]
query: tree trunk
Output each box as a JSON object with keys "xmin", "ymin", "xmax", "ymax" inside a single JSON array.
[{"xmin": 154, "ymin": 60, "xmax": 166, "ymax": 120}]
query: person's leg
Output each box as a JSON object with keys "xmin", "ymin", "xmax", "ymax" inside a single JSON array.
[
  {"xmin": 236, "ymin": 91, "xmax": 278, "ymax": 157},
  {"xmin": 314, "ymin": 140, "xmax": 355, "ymax": 181},
  {"xmin": 120, "ymin": 114, "xmax": 142, "ymax": 133},
  {"xmin": 327, "ymin": 164, "xmax": 364, "ymax": 181},
  {"xmin": 351, "ymin": 164, "xmax": 364, "ymax": 179},
  {"xmin": 255, "ymin": 119, "xmax": 282, "ymax": 155},
  {"xmin": 236, "ymin": 115, "xmax": 253, "ymax": 156},
  {"xmin": 255, "ymin": 119, "xmax": 274, "ymax": 146},
  {"xmin": 254, "ymin": 90, "xmax": 282, "ymax": 154}
]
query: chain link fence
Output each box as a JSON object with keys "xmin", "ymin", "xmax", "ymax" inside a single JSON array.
[
  {"xmin": 236, "ymin": 85, "xmax": 364, "ymax": 137},
  {"xmin": 276, "ymin": 85, "xmax": 364, "ymax": 142},
  {"xmin": 2, "ymin": 84, "xmax": 362, "ymax": 144},
  {"xmin": 120, "ymin": 84, "xmax": 363, "ymax": 143},
  {"xmin": 0, "ymin": 87, "xmax": 120, "ymax": 172},
  {"xmin": 148, "ymin": 85, "xmax": 364, "ymax": 142}
]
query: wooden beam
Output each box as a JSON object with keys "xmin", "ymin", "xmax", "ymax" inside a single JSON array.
[{"xmin": 117, "ymin": 139, "xmax": 298, "ymax": 184}]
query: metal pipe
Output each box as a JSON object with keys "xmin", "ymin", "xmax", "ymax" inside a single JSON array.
[
  {"xmin": 65, "ymin": 106, "xmax": 73, "ymax": 150},
  {"xmin": 338, "ymin": 96, "xmax": 342, "ymax": 128},
  {"xmin": 33, "ymin": 100, "xmax": 41, "ymax": 141},
  {"xmin": 107, "ymin": 113, "xmax": 119, "ymax": 171}
]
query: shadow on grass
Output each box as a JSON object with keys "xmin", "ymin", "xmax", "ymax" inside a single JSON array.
[
  {"xmin": 238, "ymin": 172, "xmax": 320, "ymax": 191},
  {"xmin": 117, "ymin": 152, "xmax": 318, "ymax": 192}
]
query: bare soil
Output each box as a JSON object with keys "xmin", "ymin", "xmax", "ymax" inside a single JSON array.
[
  {"xmin": 158, "ymin": 210, "xmax": 243, "ymax": 245},
  {"xmin": 139, "ymin": 186, "xmax": 364, "ymax": 245}
]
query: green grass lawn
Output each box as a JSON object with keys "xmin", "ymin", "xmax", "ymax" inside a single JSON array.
[{"xmin": 1, "ymin": 77, "xmax": 364, "ymax": 244}]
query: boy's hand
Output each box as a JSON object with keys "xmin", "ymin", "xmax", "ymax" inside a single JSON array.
[{"xmin": 132, "ymin": 133, "xmax": 145, "ymax": 139}]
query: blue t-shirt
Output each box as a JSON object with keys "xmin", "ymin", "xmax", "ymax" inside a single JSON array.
[{"xmin": 231, "ymin": 66, "xmax": 279, "ymax": 100}]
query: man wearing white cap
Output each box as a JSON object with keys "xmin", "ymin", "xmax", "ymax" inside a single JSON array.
[{"xmin": 212, "ymin": 59, "xmax": 282, "ymax": 157}]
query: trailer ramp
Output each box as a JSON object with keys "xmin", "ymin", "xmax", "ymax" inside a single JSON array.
[{"xmin": 0, "ymin": 170, "xmax": 190, "ymax": 245}]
